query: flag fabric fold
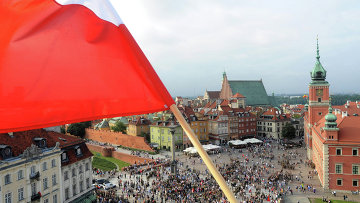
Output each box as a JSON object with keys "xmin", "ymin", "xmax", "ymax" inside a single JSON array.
[{"xmin": 0, "ymin": 0, "xmax": 174, "ymax": 133}]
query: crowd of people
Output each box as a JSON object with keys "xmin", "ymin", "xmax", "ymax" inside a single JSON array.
[{"xmin": 93, "ymin": 138, "xmax": 317, "ymax": 203}]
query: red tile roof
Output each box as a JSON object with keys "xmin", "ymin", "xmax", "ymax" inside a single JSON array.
[
  {"xmin": 128, "ymin": 117, "xmax": 151, "ymax": 126},
  {"xmin": 206, "ymin": 91, "xmax": 220, "ymax": 99},
  {"xmin": 232, "ymin": 93, "xmax": 246, "ymax": 98},
  {"xmin": 313, "ymin": 113, "xmax": 360, "ymax": 143},
  {"xmin": 333, "ymin": 102, "xmax": 360, "ymax": 116},
  {"xmin": 220, "ymin": 100, "xmax": 229, "ymax": 106},
  {"xmin": 204, "ymin": 101, "xmax": 217, "ymax": 109},
  {"xmin": 337, "ymin": 116, "xmax": 360, "ymax": 142},
  {"xmin": 0, "ymin": 129, "xmax": 92, "ymax": 164},
  {"xmin": 219, "ymin": 105, "xmax": 232, "ymax": 114},
  {"xmin": 260, "ymin": 107, "xmax": 289, "ymax": 120}
]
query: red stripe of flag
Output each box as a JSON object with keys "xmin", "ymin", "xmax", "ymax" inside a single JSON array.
[{"xmin": 0, "ymin": 0, "xmax": 174, "ymax": 132}]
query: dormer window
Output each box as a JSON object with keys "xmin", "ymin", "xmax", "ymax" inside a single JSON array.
[
  {"xmin": 33, "ymin": 138, "xmax": 47, "ymax": 148},
  {"xmin": 61, "ymin": 152, "xmax": 69, "ymax": 162},
  {"xmin": 75, "ymin": 146, "xmax": 82, "ymax": 157},
  {"xmin": 0, "ymin": 145, "xmax": 12, "ymax": 159}
]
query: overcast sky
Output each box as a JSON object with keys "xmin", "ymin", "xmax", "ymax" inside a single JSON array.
[{"xmin": 110, "ymin": 0, "xmax": 360, "ymax": 97}]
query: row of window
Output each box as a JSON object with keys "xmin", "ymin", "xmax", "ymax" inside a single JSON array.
[
  {"xmin": 337, "ymin": 179, "xmax": 359, "ymax": 187},
  {"xmin": 64, "ymin": 178, "xmax": 91, "ymax": 200},
  {"xmin": 239, "ymin": 123, "xmax": 255, "ymax": 127},
  {"xmin": 239, "ymin": 128, "xmax": 256, "ymax": 133},
  {"xmin": 63, "ymin": 163, "xmax": 90, "ymax": 180},
  {"xmin": 151, "ymin": 128, "xmax": 181, "ymax": 134},
  {"xmin": 4, "ymin": 159, "xmax": 57, "ymax": 185},
  {"xmin": 4, "ymin": 191, "xmax": 57, "ymax": 203},
  {"xmin": 335, "ymin": 164, "xmax": 359, "ymax": 174},
  {"xmin": 336, "ymin": 148, "xmax": 358, "ymax": 156},
  {"xmin": 194, "ymin": 128, "xmax": 206, "ymax": 133},
  {"xmin": 42, "ymin": 174, "xmax": 57, "ymax": 190},
  {"xmin": 191, "ymin": 122, "xmax": 206, "ymax": 126},
  {"xmin": 4, "ymin": 180, "xmax": 58, "ymax": 203},
  {"xmin": 257, "ymin": 122, "xmax": 287, "ymax": 126}
]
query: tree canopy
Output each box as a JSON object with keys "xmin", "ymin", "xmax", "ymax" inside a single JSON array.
[
  {"xmin": 111, "ymin": 121, "xmax": 126, "ymax": 133},
  {"xmin": 66, "ymin": 121, "xmax": 91, "ymax": 138},
  {"xmin": 281, "ymin": 123, "xmax": 296, "ymax": 139},
  {"xmin": 274, "ymin": 94, "xmax": 360, "ymax": 107}
]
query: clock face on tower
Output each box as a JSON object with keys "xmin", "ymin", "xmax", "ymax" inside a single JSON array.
[{"xmin": 316, "ymin": 89, "xmax": 323, "ymax": 96}]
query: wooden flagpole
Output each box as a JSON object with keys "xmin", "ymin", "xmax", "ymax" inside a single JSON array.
[{"xmin": 170, "ymin": 104, "xmax": 237, "ymax": 203}]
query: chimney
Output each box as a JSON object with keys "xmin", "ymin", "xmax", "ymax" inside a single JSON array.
[{"xmin": 347, "ymin": 100, "xmax": 351, "ymax": 105}]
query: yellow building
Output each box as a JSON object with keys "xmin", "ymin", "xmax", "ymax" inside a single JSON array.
[
  {"xmin": 127, "ymin": 117, "xmax": 151, "ymax": 136},
  {"xmin": 179, "ymin": 106, "xmax": 209, "ymax": 148}
]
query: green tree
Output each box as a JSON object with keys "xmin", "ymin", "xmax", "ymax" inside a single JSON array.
[
  {"xmin": 66, "ymin": 121, "xmax": 91, "ymax": 138},
  {"xmin": 281, "ymin": 123, "xmax": 296, "ymax": 139},
  {"xmin": 67, "ymin": 123, "xmax": 86, "ymax": 138},
  {"xmin": 140, "ymin": 132, "xmax": 150, "ymax": 143},
  {"xmin": 111, "ymin": 121, "xmax": 126, "ymax": 133}
]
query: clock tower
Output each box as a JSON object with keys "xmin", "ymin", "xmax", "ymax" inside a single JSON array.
[
  {"xmin": 305, "ymin": 38, "xmax": 330, "ymax": 159},
  {"xmin": 308, "ymin": 38, "xmax": 329, "ymax": 125}
]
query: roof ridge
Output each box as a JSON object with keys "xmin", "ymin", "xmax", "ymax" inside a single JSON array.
[{"xmin": 229, "ymin": 80, "xmax": 262, "ymax": 82}]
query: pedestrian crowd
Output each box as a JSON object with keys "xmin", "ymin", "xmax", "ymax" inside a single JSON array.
[{"xmin": 95, "ymin": 139, "xmax": 314, "ymax": 203}]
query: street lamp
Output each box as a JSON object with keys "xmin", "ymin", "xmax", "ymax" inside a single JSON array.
[{"xmin": 169, "ymin": 123, "xmax": 177, "ymax": 176}]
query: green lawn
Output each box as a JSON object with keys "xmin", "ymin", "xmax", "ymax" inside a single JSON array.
[
  {"xmin": 91, "ymin": 151, "xmax": 130, "ymax": 171},
  {"xmin": 311, "ymin": 198, "xmax": 359, "ymax": 203}
]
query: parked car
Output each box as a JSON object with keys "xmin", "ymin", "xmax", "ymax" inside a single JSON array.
[
  {"xmin": 95, "ymin": 179, "xmax": 109, "ymax": 185},
  {"xmin": 101, "ymin": 183, "xmax": 116, "ymax": 190}
]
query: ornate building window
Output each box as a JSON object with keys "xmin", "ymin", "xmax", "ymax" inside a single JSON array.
[
  {"xmin": 352, "ymin": 165, "xmax": 359, "ymax": 175},
  {"xmin": 335, "ymin": 164, "xmax": 343, "ymax": 174}
]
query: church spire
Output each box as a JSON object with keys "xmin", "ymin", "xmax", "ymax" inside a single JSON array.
[
  {"xmin": 316, "ymin": 35, "xmax": 320, "ymax": 60},
  {"xmin": 310, "ymin": 36, "xmax": 327, "ymax": 82},
  {"xmin": 222, "ymin": 71, "xmax": 227, "ymax": 81}
]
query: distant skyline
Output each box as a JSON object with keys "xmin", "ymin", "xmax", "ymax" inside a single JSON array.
[{"xmin": 111, "ymin": 0, "xmax": 360, "ymax": 97}]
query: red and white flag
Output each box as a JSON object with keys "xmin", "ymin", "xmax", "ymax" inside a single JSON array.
[{"xmin": 0, "ymin": 0, "xmax": 174, "ymax": 132}]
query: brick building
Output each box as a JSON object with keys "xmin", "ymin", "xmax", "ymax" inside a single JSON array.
[{"xmin": 304, "ymin": 40, "xmax": 360, "ymax": 192}]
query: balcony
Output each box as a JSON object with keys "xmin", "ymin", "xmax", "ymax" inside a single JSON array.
[
  {"xmin": 30, "ymin": 171, "xmax": 40, "ymax": 180},
  {"xmin": 31, "ymin": 192, "xmax": 41, "ymax": 201}
]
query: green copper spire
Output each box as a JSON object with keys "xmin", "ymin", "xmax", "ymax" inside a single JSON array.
[
  {"xmin": 328, "ymin": 97, "xmax": 333, "ymax": 114},
  {"xmin": 325, "ymin": 97, "xmax": 338, "ymax": 129},
  {"xmin": 316, "ymin": 35, "xmax": 320, "ymax": 60},
  {"xmin": 310, "ymin": 36, "xmax": 327, "ymax": 82}
]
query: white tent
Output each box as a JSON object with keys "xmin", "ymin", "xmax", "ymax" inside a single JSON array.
[
  {"xmin": 244, "ymin": 138, "xmax": 263, "ymax": 144},
  {"xmin": 184, "ymin": 144, "xmax": 221, "ymax": 154},
  {"xmin": 228, "ymin": 140, "xmax": 247, "ymax": 146}
]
